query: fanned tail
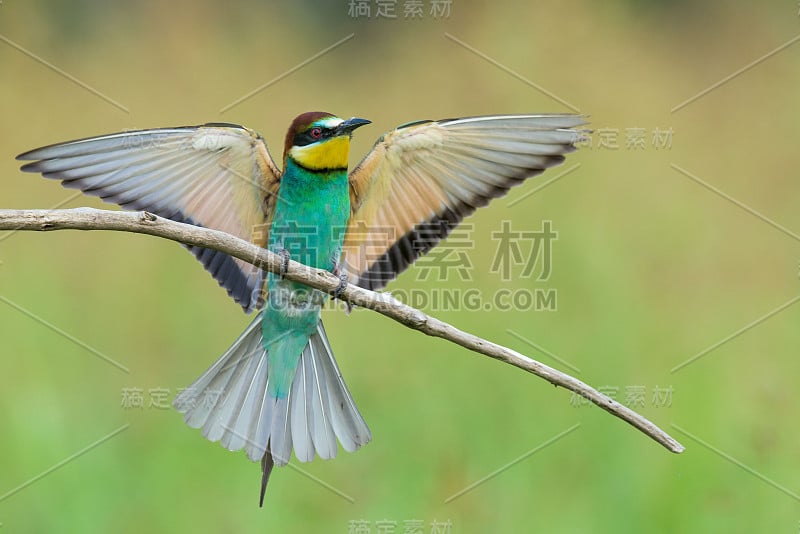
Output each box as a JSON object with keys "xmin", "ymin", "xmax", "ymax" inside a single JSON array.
[{"xmin": 174, "ymin": 314, "xmax": 371, "ymax": 501}]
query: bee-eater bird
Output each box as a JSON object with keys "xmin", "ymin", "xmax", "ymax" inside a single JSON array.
[{"xmin": 17, "ymin": 112, "xmax": 586, "ymax": 505}]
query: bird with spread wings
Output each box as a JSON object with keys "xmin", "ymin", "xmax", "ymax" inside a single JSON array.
[{"xmin": 17, "ymin": 112, "xmax": 586, "ymax": 505}]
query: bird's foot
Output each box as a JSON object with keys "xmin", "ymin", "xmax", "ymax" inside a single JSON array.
[
  {"xmin": 277, "ymin": 249, "xmax": 291, "ymax": 278},
  {"xmin": 333, "ymin": 272, "xmax": 348, "ymax": 300}
]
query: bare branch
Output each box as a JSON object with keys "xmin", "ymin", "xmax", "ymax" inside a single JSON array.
[{"xmin": 0, "ymin": 207, "xmax": 685, "ymax": 453}]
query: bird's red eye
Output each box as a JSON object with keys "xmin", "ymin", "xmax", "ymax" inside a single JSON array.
[{"xmin": 310, "ymin": 127, "xmax": 322, "ymax": 139}]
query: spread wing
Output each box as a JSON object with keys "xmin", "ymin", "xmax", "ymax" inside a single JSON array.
[
  {"xmin": 17, "ymin": 123, "xmax": 282, "ymax": 312},
  {"xmin": 343, "ymin": 114, "xmax": 587, "ymax": 290}
]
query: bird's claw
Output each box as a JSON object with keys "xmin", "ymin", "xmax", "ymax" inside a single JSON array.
[
  {"xmin": 277, "ymin": 249, "xmax": 291, "ymax": 278},
  {"xmin": 333, "ymin": 273, "xmax": 348, "ymax": 300}
]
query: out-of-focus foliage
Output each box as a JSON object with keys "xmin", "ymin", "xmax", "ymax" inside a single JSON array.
[{"xmin": 1, "ymin": 1, "xmax": 798, "ymax": 532}]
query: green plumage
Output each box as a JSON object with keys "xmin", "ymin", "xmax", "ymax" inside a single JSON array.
[{"xmin": 262, "ymin": 157, "xmax": 350, "ymax": 398}]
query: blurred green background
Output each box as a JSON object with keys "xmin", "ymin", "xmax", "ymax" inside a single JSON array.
[{"xmin": 1, "ymin": 1, "xmax": 799, "ymax": 532}]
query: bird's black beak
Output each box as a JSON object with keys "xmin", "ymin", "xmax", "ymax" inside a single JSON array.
[{"xmin": 336, "ymin": 117, "xmax": 371, "ymax": 136}]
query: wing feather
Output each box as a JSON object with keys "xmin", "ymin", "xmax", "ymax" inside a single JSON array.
[
  {"xmin": 17, "ymin": 125, "xmax": 282, "ymax": 312},
  {"xmin": 344, "ymin": 114, "xmax": 587, "ymax": 289}
]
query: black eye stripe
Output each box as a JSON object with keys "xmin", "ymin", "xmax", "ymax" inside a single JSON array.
[{"xmin": 293, "ymin": 127, "xmax": 334, "ymax": 147}]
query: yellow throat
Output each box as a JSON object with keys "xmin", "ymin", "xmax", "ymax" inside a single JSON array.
[{"xmin": 289, "ymin": 135, "xmax": 351, "ymax": 171}]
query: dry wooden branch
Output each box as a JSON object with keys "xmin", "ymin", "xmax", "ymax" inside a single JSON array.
[{"xmin": 0, "ymin": 207, "xmax": 684, "ymax": 453}]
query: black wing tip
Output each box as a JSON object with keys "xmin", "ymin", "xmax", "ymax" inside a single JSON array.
[
  {"xmin": 395, "ymin": 119, "xmax": 434, "ymax": 131},
  {"xmin": 542, "ymin": 155, "xmax": 567, "ymax": 168},
  {"xmin": 16, "ymin": 150, "xmax": 43, "ymax": 163},
  {"xmin": 201, "ymin": 122, "xmax": 248, "ymax": 130},
  {"xmin": 439, "ymin": 113, "xmax": 589, "ymax": 123},
  {"xmin": 259, "ymin": 450, "xmax": 275, "ymax": 507},
  {"xmin": 15, "ymin": 124, "xmax": 244, "ymax": 164},
  {"xmin": 18, "ymin": 160, "xmax": 42, "ymax": 172},
  {"xmin": 356, "ymin": 207, "xmax": 467, "ymax": 291}
]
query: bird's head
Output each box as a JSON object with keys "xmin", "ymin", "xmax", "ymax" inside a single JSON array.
[{"xmin": 284, "ymin": 112, "xmax": 371, "ymax": 171}]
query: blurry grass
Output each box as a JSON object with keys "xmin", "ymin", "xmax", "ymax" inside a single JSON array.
[{"xmin": 1, "ymin": 1, "xmax": 799, "ymax": 532}]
